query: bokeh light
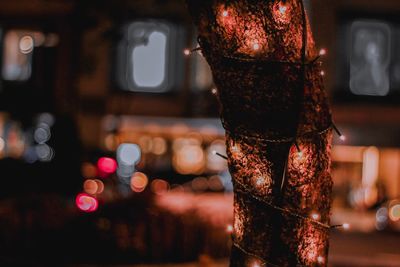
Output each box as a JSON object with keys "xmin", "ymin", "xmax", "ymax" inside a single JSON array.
[
  {"xmin": 389, "ymin": 203, "xmax": 400, "ymax": 222},
  {"xmin": 97, "ymin": 157, "xmax": 117, "ymax": 176},
  {"xmin": 117, "ymin": 143, "xmax": 141, "ymax": 166},
  {"xmin": 19, "ymin": 35, "xmax": 34, "ymax": 54},
  {"xmin": 152, "ymin": 137, "xmax": 167, "ymax": 155},
  {"xmin": 83, "ymin": 179, "xmax": 105, "ymax": 195},
  {"xmin": 35, "ymin": 144, "xmax": 54, "ymax": 162},
  {"xmin": 83, "ymin": 179, "xmax": 98, "ymax": 195},
  {"xmin": 34, "ymin": 124, "xmax": 51, "ymax": 144},
  {"xmin": 173, "ymin": 138, "xmax": 205, "ymax": 175},
  {"xmin": 130, "ymin": 172, "xmax": 149, "ymax": 193},
  {"xmin": 191, "ymin": 177, "xmax": 208, "ymax": 192},
  {"xmin": 75, "ymin": 193, "xmax": 98, "ymax": 212},
  {"xmin": 82, "ymin": 162, "xmax": 97, "ymax": 178},
  {"xmin": 151, "ymin": 179, "xmax": 170, "ymax": 195}
]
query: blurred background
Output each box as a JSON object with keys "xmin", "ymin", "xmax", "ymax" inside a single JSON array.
[{"xmin": 0, "ymin": 0, "xmax": 399, "ymax": 266}]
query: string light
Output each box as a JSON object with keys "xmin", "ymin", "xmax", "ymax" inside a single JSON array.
[
  {"xmin": 311, "ymin": 212, "xmax": 320, "ymax": 221},
  {"xmin": 279, "ymin": 5, "xmax": 287, "ymax": 15},
  {"xmin": 317, "ymin": 256, "xmax": 325, "ymax": 264},
  {"xmin": 252, "ymin": 43, "xmax": 260, "ymax": 51},
  {"xmin": 319, "ymin": 48, "xmax": 327, "ymax": 56},
  {"xmin": 332, "ymin": 123, "xmax": 346, "ymax": 141},
  {"xmin": 211, "ymin": 88, "xmax": 218, "ymax": 95},
  {"xmin": 343, "ymin": 223, "xmax": 350, "ymax": 230},
  {"xmin": 212, "ymin": 150, "xmax": 228, "ymax": 160},
  {"xmin": 183, "ymin": 48, "xmax": 191, "ymax": 56},
  {"xmin": 195, "ymin": 1, "xmax": 342, "ymax": 266},
  {"xmin": 256, "ymin": 177, "xmax": 264, "ymax": 186},
  {"xmin": 294, "ymin": 142, "xmax": 303, "ymax": 159}
]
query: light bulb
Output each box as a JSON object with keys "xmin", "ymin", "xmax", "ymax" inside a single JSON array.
[
  {"xmin": 317, "ymin": 256, "xmax": 325, "ymax": 264},
  {"xmin": 279, "ymin": 6, "xmax": 287, "ymax": 14},
  {"xmin": 183, "ymin": 49, "xmax": 190, "ymax": 56},
  {"xmin": 297, "ymin": 151, "xmax": 303, "ymax": 159},
  {"xmin": 340, "ymin": 135, "xmax": 346, "ymax": 141},
  {"xmin": 320, "ymin": 70, "xmax": 325, "ymax": 76},
  {"xmin": 343, "ymin": 223, "xmax": 350, "ymax": 230},
  {"xmin": 319, "ymin": 48, "xmax": 327, "ymax": 56},
  {"xmin": 253, "ymin": 43, "xmax": 260, "ymax": 51},
  {"xmin": 211, "ymin": 88, "xmax": 218, "ymax": 95},
  {"xmin": 226, "ymin": 224, "xmax": 233, "ymax": 233},
  {"xmin": 311, "ymin": 213, "xmax": 320, "ymax": 221},
  {"xmin": 222, "ymin": 10, "xmax": 228, "ymax": 17}
]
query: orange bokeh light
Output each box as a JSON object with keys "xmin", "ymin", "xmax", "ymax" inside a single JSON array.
[{"xmin": 130, "ymin": 172, "xmax": 149, "ymax": 193}]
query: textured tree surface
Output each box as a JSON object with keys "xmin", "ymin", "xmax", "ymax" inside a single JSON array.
[{"xmin": 187, "ymin": 0, "xmax": 333, "ymax": 266}]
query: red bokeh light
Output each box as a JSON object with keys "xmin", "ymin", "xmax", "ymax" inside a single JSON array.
[
  {"xmin": 97, "ymin": 157, "xmax": 117, "ymax": 176},
  {"xmin": 75, "ymin": 193, "xmax": 98, "ymax": 212}
]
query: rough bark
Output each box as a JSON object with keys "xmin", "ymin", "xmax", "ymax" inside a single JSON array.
[{"xmin": 186, "ymin": 0, "xmax": 333, "ymax": 266}]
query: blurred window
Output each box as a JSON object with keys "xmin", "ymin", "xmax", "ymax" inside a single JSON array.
[
  {"xmin": 117, "ymin": 20, "xmax": 185, "ymax": 93},
  {"xmin": 350, "ymin": 21, "xmax": 390, "ymax": 96}
]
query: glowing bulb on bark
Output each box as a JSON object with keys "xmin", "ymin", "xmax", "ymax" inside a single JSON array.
[
  {"xmin": 317, "ymin": 256, "xmax": 325, "ymax": 264},
  {"xmin": 253, "ymin": 43, "xmax": 260, "ymax": 51},
  {"xmin": 226, "ymin": 224, "xmax": 233, "ymax": 233},
  {"xmin": 211, "ymin": 88, "xmax": 218, "ymax": 95},
  {"xmin": 319, "ymin": 48, "xmax": 327, "ymax": 56},
  {"xmin": 279, "ymin": 5, "xmax": 287, "ymax": 14},
  {"xmin": 340, "ymin": 135, "xmax": 346, "ymax": 141},
  {"xmin": 343, "ymin": 223, "xmax": 350, "ymax": 230},
  {"xmin": 222, "ymin": 10, "xmax": 228, "ymax": 17},
  {"xmin": 320, "ymin": 70, "xmax": 325, "ymax": 76},
  {"xmin": 311, "ymin": 213, "xmax": 320, "ymax": 221},
  {"xmin": 297, "ymin": 151, "xmax": 303, "ymax": 159},
  {"xmin": 183, "ymin": 49, "xmax": 191, "ymax": 56}
]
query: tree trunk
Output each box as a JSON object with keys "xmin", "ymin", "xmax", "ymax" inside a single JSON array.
[{"xmin": 186, "ymin": 0, "xmax": 333, "ymax": 266}]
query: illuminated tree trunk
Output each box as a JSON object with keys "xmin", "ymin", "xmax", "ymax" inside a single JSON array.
[{"xmin": 187, "ymin": 1, "xmax": 333, "ymax": 266}]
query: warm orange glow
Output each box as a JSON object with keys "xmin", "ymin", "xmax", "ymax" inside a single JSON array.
[
  {"xmin": 331, "ymin": 145, "xmax": 365, "ymax": 163},
  {"xmin": 216, "ymin": 4, "xmax": 268, "ymax": 55},
  {"xmin": 130, "ymin": 172, "xmax": 149, "ymax": 192},
  {"xmin": 272, "ymin": 2, "xmax": 292, "ymax": 25},
  {"xmin": 311, "ymin": 212, "xmax": 320, "ymax": 221},
  {"xmin": 83, "ymin": 179, "xmax": 98, "ymax": 195},
  {"xmin": 173, "ymin": 142, "xmax": 205, "ymax": 175},
  {"xmin": 152, "ymin": 137, "xmax": 167, "ymax": 155},
  {"xmin": 362, "ymin": 146, "xmax": 379, "ymax": 187},
  {"xmin": 389, "ymin": 203, "xmax": 400, "ymax": 222},
  {"xmin": 252, "ymin": 42, "xmax": 260, "ymax": 51},
  {"xmin": 151, "ymin": 179, "xmax": 170, "ymax": 195},
  {"xmin": 82, "ymin": 162, "xmax": 97, "ymax": 178}
]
